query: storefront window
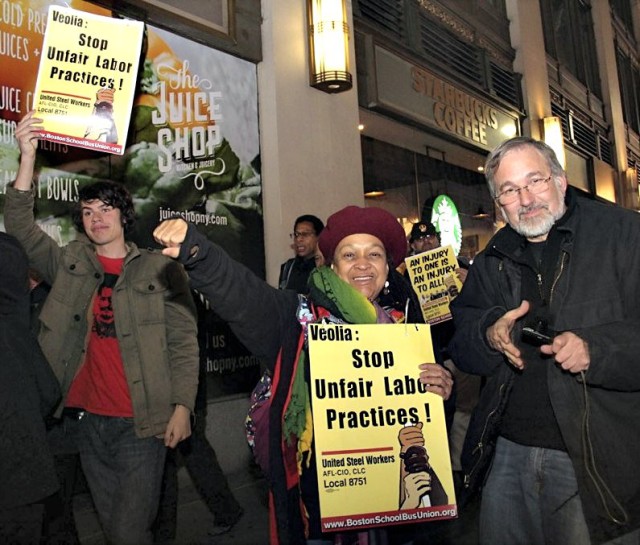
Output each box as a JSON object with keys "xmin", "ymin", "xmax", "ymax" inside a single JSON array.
[{"xmin": 362, "ymin": 137, "xmax": 497, "ymax": 261}]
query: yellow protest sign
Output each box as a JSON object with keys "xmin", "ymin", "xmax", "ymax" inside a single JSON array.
[
  {"xmin": 308, "ymin": 323, "xmax": 456, "ymax": 533},
  {"xmin": 405, "ymin": 245, "xmax": 462, "ymax": 324},
  {"xmin": 32, "ymin": 6, "xmax": 144, "ymax": 155}
]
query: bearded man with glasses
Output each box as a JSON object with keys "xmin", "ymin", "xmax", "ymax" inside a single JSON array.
[{"xmin": 448, "ymin": 136, "xmax": 640, "ymax": 545}]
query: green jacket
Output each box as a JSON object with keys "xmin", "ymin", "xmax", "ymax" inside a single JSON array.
[{"xmin": 4, "ymin": 187, "xmax": 199, "ymax": 438}]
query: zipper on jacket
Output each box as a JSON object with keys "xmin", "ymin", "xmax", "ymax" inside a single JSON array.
[
  {"xmin": 536, "ymin": 272, "xmax": 543, "ymax": 302},
  {"xmin": 548, "ymin": 250, "xmax": 567, "ymax": 306},
  {"xmin": 535, "ymin": 250, "xmax": 568, "ymax": 307}
]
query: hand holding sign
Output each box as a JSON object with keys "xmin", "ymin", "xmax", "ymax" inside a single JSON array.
[{"xmin": 418, "ymin": 363, "xmax": 453, "ymax": 399}]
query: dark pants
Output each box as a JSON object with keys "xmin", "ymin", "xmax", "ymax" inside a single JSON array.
[
  {"xmin": 154, "ymin": 415, "xmax": 242, "ymax": 541},
  {"xmin": 76, "ymin": 413, "xmax": 166, "ymax": 545},
  {"xmin": 0, "ymin": 503, "xmax": 45, "ymax": 545},
  {"xmin": 42, "ymin": 415, "xmax": 82, "ymax": 545}
]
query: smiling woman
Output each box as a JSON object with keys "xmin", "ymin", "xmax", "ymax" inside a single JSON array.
[
  {"xmin": 151, "ymin": 205, "xmax": 454, "ymax": 544},
  {"xmin": 331, "ymin": 234, "xmax": 388, "ymax": 301}
]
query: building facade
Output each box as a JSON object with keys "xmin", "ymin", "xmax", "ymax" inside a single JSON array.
[
  {"xmin": 2, "ymin": 0, "xmax": 639, "ymax": 476},
  {"xmin": 353, "ymin": 0, "xmax": 640, "ymax": 260},
  {"xmin": 58, "ymin": 0, "xmax": 640, "ymax": 288}
]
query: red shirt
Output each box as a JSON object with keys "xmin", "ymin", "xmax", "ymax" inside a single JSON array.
[{"xmin": 66, "ymin": 255, "xmax": 133, "ymax": 416}]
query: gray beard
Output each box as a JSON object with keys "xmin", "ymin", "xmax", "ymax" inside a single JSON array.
[
  {"xmin": 514, "ymin": 210, "xmax": 556, "ymax": 239},
  {"xmin": 502, "ymin": 204, "xmax": 566, "ymax": 240}
]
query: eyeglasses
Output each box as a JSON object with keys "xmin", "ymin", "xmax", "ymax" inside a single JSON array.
[
  {"xmin": 494, "ymin": 176, "xmax": 552, "ymax": 206},
  {"xmin": 290, "ymin": 231, "xmax": 316, "ymax": 239}
]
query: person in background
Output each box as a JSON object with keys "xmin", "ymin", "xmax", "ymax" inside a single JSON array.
[
  {"xmin": 408, "ymin": 221, "xmax": 440, "ymax": 256},
  {"xmin": 278, "ymin": 214, "xmax": 324, "ymax": 293},
  {"xmin": 28, "ymin": 270, "xmax": 83, "ymax": 545},
  {"xmin": 0, "ymin": 233, "xmax": 60, "ymax": 544},
  {"xmin": 449, "ymin": 136, "xmax": 640, "ymax": 544},
  {"xmin": 404, "ymin": 220, "xmax": 477, "ymax": 482},
  {"xmin": 152, "ymin": 206, "xmax": 453, "ymax": 545},
  {"xmin": 154, "ymin": 291, "xmax": 244, "ymax": 542},
  {"xmin": 7, "ymin": 111, "xmax": 200, "ymax": 545}
]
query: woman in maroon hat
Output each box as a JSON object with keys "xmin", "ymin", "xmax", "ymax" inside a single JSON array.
[{"xmin": 153, "ymin": 207, "xmax": 453, "ymax": 545}]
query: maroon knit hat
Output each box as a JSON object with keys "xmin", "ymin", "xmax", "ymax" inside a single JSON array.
[{"xmin": 318, "ymin": 206, "xmax": 407, "ymax": 268}]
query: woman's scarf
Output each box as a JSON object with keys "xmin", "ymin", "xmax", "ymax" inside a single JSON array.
[
  {"xmin": 307, "ymin": 265, "xmax": 378, "ymax": 324},
  {"xmin": 282, "ymin": 266, "xmax": 406, "ymax": 472}
]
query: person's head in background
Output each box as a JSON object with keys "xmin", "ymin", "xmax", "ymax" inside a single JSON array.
[
  {"xmin": 290, "ymin": 214, "xmax": 324, "ymax": 259},
  {"xmin": 409, "ymin": 221, "xmax": 440, "ymax": 255}
]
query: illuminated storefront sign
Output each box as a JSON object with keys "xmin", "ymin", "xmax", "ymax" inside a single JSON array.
[
  {"xmin": 371, "ymin": 46, "xmax": 519, "ymax": 151},
  {"xmin": 431, "ymin": 195, "xmax": 462, "ymax": 256}
]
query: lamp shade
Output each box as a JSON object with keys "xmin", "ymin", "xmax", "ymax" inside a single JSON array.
[
  {"xmin": 472, "ymin": 206, "xmax": 490, "ymax": 219},
  {"xmin": 307, "ymin": 0, "xmax": 352, "ymax": 93}
]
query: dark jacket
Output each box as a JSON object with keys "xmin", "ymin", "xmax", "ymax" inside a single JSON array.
[
  {"xmin": 179, "ymin": 225, "xmax": 305, "ymax": 544},
  {"xmin": 448, "ymin": 189, "xmax": 640, "ymax": 543},
  {"xmin": 278, "ymin": 255, "xmax": 316, "ymax": 294},
  {"xmin": 176, "ymin": 224, "xmax": 437, "ymax": 544},
  {"xmin": 0, "ymin": 233, "xmax": 60, "ymax": 509},
  {"xmin": 4, "ymin": 187, "xmax": 199, "ymax": 437}
]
